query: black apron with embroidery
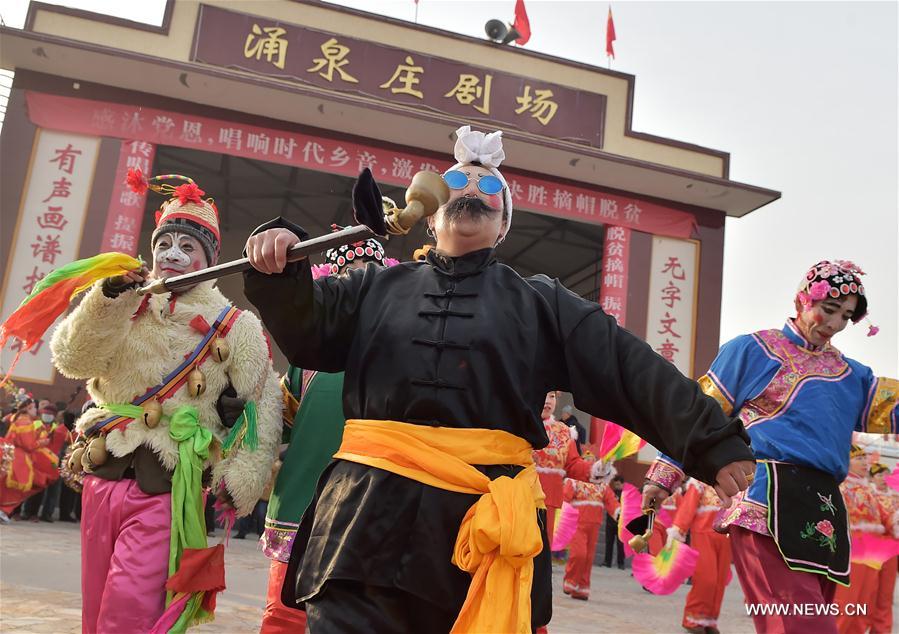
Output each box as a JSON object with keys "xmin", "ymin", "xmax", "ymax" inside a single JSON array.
[{"xmin": 765, "ymin": 461, "xmax": 850, "ymax": 585}]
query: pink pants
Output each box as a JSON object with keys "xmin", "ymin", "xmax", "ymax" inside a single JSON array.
[
  {"xmin": 731, "ymin": 526, "xmax": 838, "ymax": 634},
  {"xmin": 81, "ymin": 475, "xmax": 171, "ymax": 634}
]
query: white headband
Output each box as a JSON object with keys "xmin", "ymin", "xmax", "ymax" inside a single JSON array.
[{"xmin": 448, "ymin": 125, "xmax": 514, "ymax": 240}]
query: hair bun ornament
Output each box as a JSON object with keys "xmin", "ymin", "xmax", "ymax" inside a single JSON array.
[{"xmin": 453, "ymin": 125, "xmax": 506, "ymax": 169}]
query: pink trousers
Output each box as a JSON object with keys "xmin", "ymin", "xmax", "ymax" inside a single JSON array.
[
  {"xmin": 81, "ymin": 475, "xmax": 172, "ymax": 634},
  {"xmin": 731, "ymin": 526, "xmax": 838, "ymax": 634}
]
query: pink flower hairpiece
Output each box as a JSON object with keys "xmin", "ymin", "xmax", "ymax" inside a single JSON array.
[{"xmin": 808, "ymin": 281, "xmax": 830, "ymax": 301}]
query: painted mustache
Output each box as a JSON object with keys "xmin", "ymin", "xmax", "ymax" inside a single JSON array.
[{"xmin": 444, "ymin": 196, "xmax": 499, "ymax": 222}]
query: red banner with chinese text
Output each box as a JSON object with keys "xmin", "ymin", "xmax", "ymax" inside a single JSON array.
[
  {"xmin": 597, "ymin": 225, "xmax": 631, "ymax": 326},
  {"xmin": 99, "ymin": 140, "xmax": 156, "ymax": 256},
  {"xmin": 25, "ymin": 91, "xmax": 696, "ymax": 239}
]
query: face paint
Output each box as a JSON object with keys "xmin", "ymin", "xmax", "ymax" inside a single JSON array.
[{"xmin": 152, "ymin": 232, "xmax": 208, "ymax": 279}]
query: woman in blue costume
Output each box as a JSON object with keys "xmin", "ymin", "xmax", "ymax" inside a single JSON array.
[{"xmin": 644, "ymin": 259, "xmax": 897, "ymax": 634}]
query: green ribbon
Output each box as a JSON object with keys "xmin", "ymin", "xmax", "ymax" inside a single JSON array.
[
  {"xmin": 101, "ymin": 402, "xmax": 145, "ymax": 420},
  {"xmin": 167, "ymin": 406, "xmax": 213, "ymax": 633},
  {"xmin": 98, "ymin": 402, "xmax": 217, "ymax": 631}
]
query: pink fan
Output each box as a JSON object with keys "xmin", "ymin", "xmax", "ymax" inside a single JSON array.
[
  {"xmin": 617, "ymin": 482, "xmax": 644, "ymax": 558},
  {"xmin": 851, "ymin": 533, "xmax": 899, "ymax": 570},
  {"xmin": 551, "ymin": 502, "xmax": 580, "ymax": 550},
  {"xmin": 632, "ymin": 540, "xmax": 700, "ymax": 594}
]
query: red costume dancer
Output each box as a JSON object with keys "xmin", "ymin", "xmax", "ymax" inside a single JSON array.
[
  {"xmin": 0, "ymin": 394, "xmax": 59, "ymax": 521},
  {"xmin": 668, "ymin": 479, "xmax": 731, "ymax": 633},
  {"xmin": 870, "ymin": 462, "xmax": 899, "ymax": 634},
  {"xmin": 835, "ymin": 446, "xmax": 898, "ymax": 634},
  {"xmin": 533, "ymin": 391, "xmax": 603, "ymax": 540},
  {"xmin": 561, "ymin": 476, "xmax": 619, "ymax": 600}
]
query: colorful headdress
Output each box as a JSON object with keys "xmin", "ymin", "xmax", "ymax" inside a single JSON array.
[
  {"xmin": 797, "ymin": 260, "xmax": 873, "ymax": 333},
  {"xmin": 870, "ymin": 463, "xmax": 889, "ymax": 477},
  {"xmin": 449, "ymin": 125, "xmax": 514, "ymax": 240},
  {"xmin": 850, "ymin": 444, "xmax": 866, "ymax": 459},
  {"xmin": 127, "ymin": 169, "xmax": 220, "ymax": 265},
  {"xmin": 324, "ymin": 224, "xmax": 388, "ymax": 275}
]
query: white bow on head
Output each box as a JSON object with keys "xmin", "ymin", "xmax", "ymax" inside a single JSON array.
[
  {"xmin": 453, "ymin": 125, "xmax": 506, "ymax": 169},
  {"xmin": 448, "ymin": 125, "xmax": 514, "ymax": 240}
]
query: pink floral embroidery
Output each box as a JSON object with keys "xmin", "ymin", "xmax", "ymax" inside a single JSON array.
[
  {"xmin": 816, "ymin": 519, "xmax": 834, "ymax": 537},
  {"xmin": 741, "ymin": 330, "xmax": 848, "ymax": 428}
]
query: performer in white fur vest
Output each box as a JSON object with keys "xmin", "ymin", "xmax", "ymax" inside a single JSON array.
[{"xmin": 50, "ymin": 172, "xmax": 282, "ymax": 634}]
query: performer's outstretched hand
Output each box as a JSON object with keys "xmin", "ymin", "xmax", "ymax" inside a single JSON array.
[
  {"xmin": 713, "ymin": 460, "xmax": 755, "ymax": 508},
  {"xmin": 246, "ymin": 228, "xmax": 302, "ymax": 274}
]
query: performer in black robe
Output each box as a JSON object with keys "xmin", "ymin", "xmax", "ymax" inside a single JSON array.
[{"xmin": 244, "ymin": 125, "xmax": 754, "ymax": 633}]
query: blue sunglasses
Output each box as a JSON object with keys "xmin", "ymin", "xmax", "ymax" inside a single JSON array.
[{"xmin": 442, "ymin": 170, "xmax": 504, "ymax": 196}]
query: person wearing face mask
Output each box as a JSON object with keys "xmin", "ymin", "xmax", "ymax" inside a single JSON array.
[
  {"xmin": 20, "ymin": 403, "xmax": 69, "ymax": 522},
  {"xmin": 49, "ymin": 173, "xmax": 282, "ymax": 633},
  {"xmin": 644, "ymin": 260, "xmax": 898, "ymax": 634},
  {"xmin": 259, "ymin": 227, "xmax": 394, "ymax": 634},
  {"xmin": 0, "ymin": 392, "xmax": 59, "ymax": 523},
  {"xmin": 243, "ymin": 125, "xmax": 753, "ymax": 633}
]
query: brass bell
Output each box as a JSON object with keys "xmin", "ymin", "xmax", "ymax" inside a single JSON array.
[
  {"xmin": 69, "ymin": 446, "xmax": 85, "ymax": 473},
  {"xmin": 87, "ymin": 436, "xmax": 108, "ymax": 467},
  {"xmin": 188, "ymin": 366, "xmax": 207, "ymax": 397},
  {"xmin": 142, "ymin": 399, "xmax": 163, "ymax": 429},
  {"xmin": 211, "ymin": 337, "xmax": 230, "ymax": 363},
  {"xmin": 628, "ymin": 532, "xmax": 649, "ymax": 554}
]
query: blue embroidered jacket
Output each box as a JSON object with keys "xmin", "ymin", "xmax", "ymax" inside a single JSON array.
[{"xmin": 646, "ymin": 320, "xmax": 898, "ymax": 534}]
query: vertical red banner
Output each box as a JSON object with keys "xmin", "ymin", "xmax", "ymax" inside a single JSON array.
[
  {"xmin": 99, "ymin": 140, "xmax": 156, "ymax": 255},
  {"xmin": 598, "ymin": 225, "xmax": 631, "ymax": 326}
]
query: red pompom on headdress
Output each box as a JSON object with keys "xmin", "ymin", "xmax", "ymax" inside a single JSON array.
[
  {"xmin": 126, "ymin": 168, "xmax": 149, "ymax": 195},
  {"xmin": 174, "ymin": 182, "xmax": 205, "ymax": 205}
]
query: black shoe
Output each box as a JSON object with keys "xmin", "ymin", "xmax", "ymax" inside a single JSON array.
[
  {"xmin": 234, "ymin": 533, "xmax": 247, "ymax": 539},
  {"xmin": 617, "ymin": 564, "xmax": 625, "ymax": 570},
  {"xmin": 59, "ymin": 516, "xmax": 77, "ymax": 523},
  {"xmin": 39, "ymin": 516, "xmax": 54, "ymax": 523}
]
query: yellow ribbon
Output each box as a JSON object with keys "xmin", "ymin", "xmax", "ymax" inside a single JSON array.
[{"xmin": 334, "ymin": 419, "xmax": 545, "ymax": 634}]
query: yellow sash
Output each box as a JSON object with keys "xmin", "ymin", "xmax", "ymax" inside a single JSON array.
[{"xmin": 334, "ymin": 419, "xmax": 545, "ymax": 634}]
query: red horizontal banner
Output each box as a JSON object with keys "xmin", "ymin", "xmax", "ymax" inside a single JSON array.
[{"xmin": 25, "ymin": 91, "xmax": 696, "ymax": 238}]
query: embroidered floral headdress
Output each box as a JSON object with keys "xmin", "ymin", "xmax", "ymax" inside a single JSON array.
[{"xmin": 797, "ymin": 259, "xmax": 878, "ymax": 336}]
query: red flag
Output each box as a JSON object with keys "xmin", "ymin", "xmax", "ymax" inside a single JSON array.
[
  {"xmin": 513, "ymin": 0, "xmax": 531, "ymax": 45},
  {"xmin": 606, "ymin": 6, "xmax": 617, "ymax": 59}
]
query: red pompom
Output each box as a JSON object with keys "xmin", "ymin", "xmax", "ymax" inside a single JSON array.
[
  {"xmin": 174, "ymin": 182, "xmax": 205, "ymax": 205},
  {"xmin": 126, "ymin": 168, "xmax": 148, "ymax": 194}
]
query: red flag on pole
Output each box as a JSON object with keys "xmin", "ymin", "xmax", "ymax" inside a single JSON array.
[
  {"xmin": 606, "ymin": 6, "xmax": 617, "ymax": 59},
  {"xmin": 513, "ymin": 0, "xmax": 531, "ymax": 45}
]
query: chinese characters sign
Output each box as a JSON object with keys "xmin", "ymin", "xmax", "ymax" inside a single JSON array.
[
  {"xmin": 597, "ymin": 226, "xmax": 631, "ymax": 326},
  {"xmin": 99, "ymin": 140, "xmax": 156, "ymax": 255},
  {"xmin": 26, "ymin": 91, "xmax": 697, "ymax": 239},
  {"xmin": 0, "ymin": 129, "xmax": 100, "ymax": 382},
  {"xmin": 645, "ymin": 237, "xmax": 700, "ymax": 377},
  {"xmin": 191, "ymin": 4, "xmax": 606, "ymax": 147}
]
